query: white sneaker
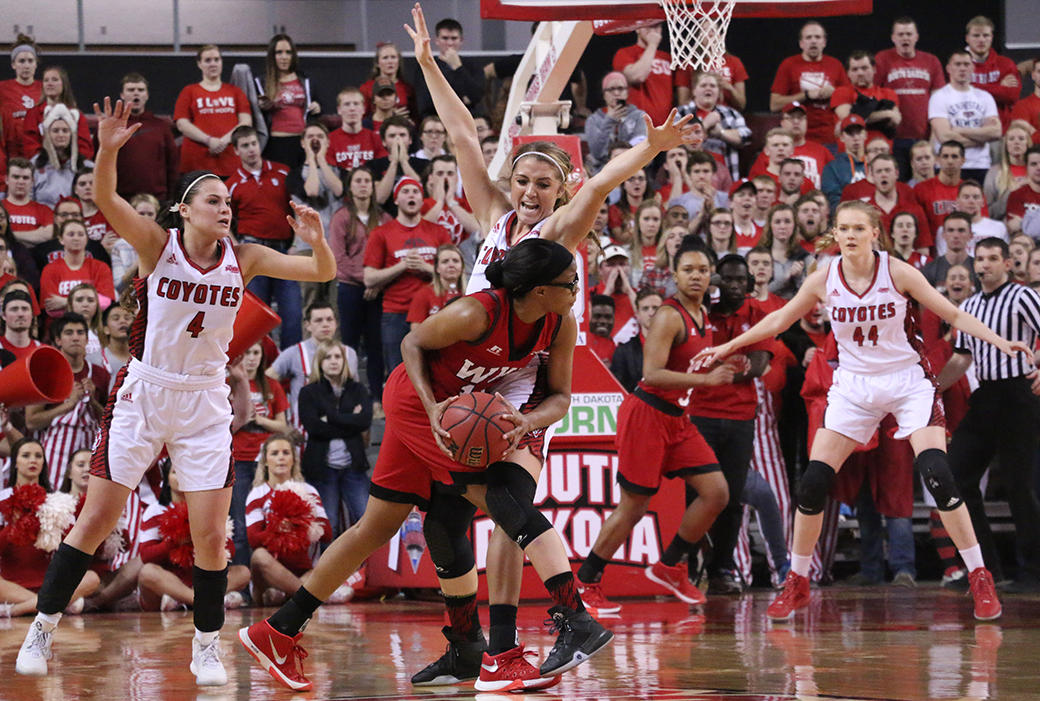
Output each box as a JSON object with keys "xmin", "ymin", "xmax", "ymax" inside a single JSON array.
[
  {"xmin": 223, "ymin": 591, "xmax": 245, "ymax": 609},
  {"xmin": 327, "ymin": 584, "xmax": 354, "ymax": 605},
  {"xmin": 190, "ymin": 636, "xmax": 228, "ymax": 686},
  {"xmin": 16, "ymin": 620, "xmax": 54, "ymax": 676},
  {"xmin": 161, "ymin": 594, "xmax": 185, "ymax": 612}
]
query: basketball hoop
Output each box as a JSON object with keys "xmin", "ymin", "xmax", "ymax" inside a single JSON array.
[{"xmin": 659, "ymin": 0, "xmax": 735, "ymax": 73}]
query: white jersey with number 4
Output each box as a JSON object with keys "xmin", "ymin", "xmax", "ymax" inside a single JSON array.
[
  {"xmin": 135, "ymin": 230, "xmax": 244, "ymax": 377},
  {"xmin": 825, "ymin": 251, "xmax": 924, "ymax": 376}
]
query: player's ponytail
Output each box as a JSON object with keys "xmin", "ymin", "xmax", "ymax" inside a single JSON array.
[{"xmin": 489, "ymin": 238, "xmax": 574, "ymax": 298}]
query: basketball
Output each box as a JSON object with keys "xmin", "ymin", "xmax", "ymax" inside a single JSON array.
[{"xmin": 439, "ymin": 392, "xmax": 515, "ymax": 467}]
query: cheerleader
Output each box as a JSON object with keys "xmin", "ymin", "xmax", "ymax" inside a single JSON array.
[
  {"xmin": 246, "ymin": 434, "xmax": 333, "ymax": 606},
  {"xmin": 137, "ymin": 462, "xmax": 251, "ymax": 612},
  {"xmin": 0, "ymin": 439, "xmax": 98, "ymax": 615}
]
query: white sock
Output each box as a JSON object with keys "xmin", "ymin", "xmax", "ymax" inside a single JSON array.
[
  {"xmin": 195, "ymin": 629, "xmax": 219, "ymax": 646},
  {"xmin": 35, "ymin": 612, "xmax": 62, "ymax": 632},
  {"xmin": 791, "ymin": 554, "xmax": 812, "ymax": 577},
  {"xmin": 960, "ymin": 545, "xmax": 985, "ymax": 572}
]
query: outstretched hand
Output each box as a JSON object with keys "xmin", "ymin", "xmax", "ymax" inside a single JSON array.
[
  {"xmin": 286, "ymin": 202, "xmax": 325, "ymax": 248},
  {"xmin": 644, "ymin": 108, "xmax": 704, "ymax": 154},
  {"xmin": 404, "ymin": 3, "xmax": 436, "ymax": 68},
  {"xmin": 693, "ymin": 342, "xmax": 734, "ymax": 369},
  {"xmin": 93, "ymin": 97, "xmax": 142, "ymax": 152}
]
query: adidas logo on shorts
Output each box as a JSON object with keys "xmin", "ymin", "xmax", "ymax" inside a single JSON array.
[{"xmin": 120, "ymin": 392, "xmax": 133, "ymax": 403}]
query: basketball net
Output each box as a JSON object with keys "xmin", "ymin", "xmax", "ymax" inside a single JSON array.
[{"xmin": 659, "ymin": 0, "xmax": 735, "ymax": 73}]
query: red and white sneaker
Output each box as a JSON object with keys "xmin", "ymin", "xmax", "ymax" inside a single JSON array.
[
  {"xmin": 238, "ymin": 619, "xmax": 313, "ymax": 691},
  {"xmin": 968, "ymin": 568, "xmax": 1002, "ymax": 621},
  {"xmin": 767, "ymin": 572, "xmax": 811, "ymax": 621},
  {"xmin": 473, "ymin": 645, "xmax": 561, "ymax": 692},
  {"xmin": 645, "ymin": 561, "xmax": 706, "ymax": 605},
  {"xmin": 578, "ymin": 583, "xmax": 622, "ymax": 615}
]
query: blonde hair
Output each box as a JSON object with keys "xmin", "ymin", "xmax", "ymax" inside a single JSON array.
[
  {"xmin": 995, "ymin": 124, "xmax": 1032, "ymax": 194},
  {"xmin": 503, "ymin": 142, "xmax": 575, "ymax": 209},
  {"xmin": 253, "ymin": 433, "xmax": 304, "ymax": 487},
  {"xmin": 432, "ymin": 244, "xmax": 467, "ymax": 297},
  {"xmin": 655, "ymin": 225, "xmax": 687, "ymax": 270},
  {"xmin": 814, "ymin": 200, "xmax": 892, "ymax": 254},
  {"xmin": 310, "ymin": 339, "xmax": 353, "ymax": 386}
]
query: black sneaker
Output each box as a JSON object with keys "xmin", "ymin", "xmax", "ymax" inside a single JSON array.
[
  {"xmin": 538, "ymin": 606, "xmax": 614, "ymax": 677},
  {"xmin": 707, "ymin": 569, "xmax": 746, "ymax": 594},
  {"xmin": 410, "ymin": 627, "xmax": 487, "ymax": 686}
]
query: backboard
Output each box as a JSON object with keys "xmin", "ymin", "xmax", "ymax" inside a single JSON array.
[{"xmin": 481, "ymin": 0, "xmax": 872, "ymax": 21}]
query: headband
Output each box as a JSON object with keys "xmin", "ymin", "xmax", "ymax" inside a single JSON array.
[
  {"xmin": 169, "ymin": 173, "xmax": 222, "ymax": 211},
  {"xmin": 10, "ymin": 44, "xmax": 36, "ymax": 61},
  {"xmin": 393, "ymin": 176, "xmax": 423, "ymax": 200},
  {"xmin": 512, "ymin": 151, "xmax": 568, "ymax": 182}
]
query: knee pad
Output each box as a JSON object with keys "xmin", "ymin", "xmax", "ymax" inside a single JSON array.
[
  {"xmin": 797, "ymin": 460, "xmax": 836, "ymax": 516},
  {"xmin": 484, "ymin": 462, "xmax": 551, "ymax": 550},
  {"xmin": 424, "ymin": 491, "xmax": 478, "ymax": 579},
  {"xmin": 917, "ymin": 448, "xmax": 963, "ymax": 512}
]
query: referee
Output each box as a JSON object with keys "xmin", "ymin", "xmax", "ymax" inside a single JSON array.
[{"xmin": 937, "ymin": 237, "xmax": 1040, "ymax": 593}]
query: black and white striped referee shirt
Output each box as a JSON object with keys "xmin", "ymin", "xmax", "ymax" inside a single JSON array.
[{"xmin": 953, "ymin": 281, "xmax": 1040, "ymax": 381}]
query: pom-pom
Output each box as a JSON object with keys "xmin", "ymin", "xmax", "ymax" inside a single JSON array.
[
  {"xmin": 1, "ymin": 484, "xmax": 47, "ymax": 546},
  {"xmin": 158, "ymin": 502, "xmax": 195, "ymax": 569},
  {"xmin": 264, "ymin": 485, "xmax": 316, "ymax": 560},
  {"xmin": 35, "ymin": 492, "xmax": 77, "ymax": 552}
]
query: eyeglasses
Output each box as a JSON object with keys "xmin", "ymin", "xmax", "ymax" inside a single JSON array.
[{"xmin": 544, "ymin": 275, "xmax": 580, "ymax": 294}]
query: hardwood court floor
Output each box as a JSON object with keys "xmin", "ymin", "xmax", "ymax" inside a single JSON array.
[{"xmin": 2, "ymin": 586, "xmax": 1039, "ymax": 701}]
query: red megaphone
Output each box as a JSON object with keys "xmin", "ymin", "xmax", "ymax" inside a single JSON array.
[
  {"xmin": 0, "ymin": 346, "xmax": 75, "ymax": 408},
  {"xmin": 227, "ymin": 290, "xmax": 282, "ymax": 363}
]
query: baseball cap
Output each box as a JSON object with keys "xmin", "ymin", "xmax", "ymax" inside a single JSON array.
[
  {"xmin": 840, "ymin": 114, "xmax": 867, "ymax": 132},
  {"xmin": 781, "ymin": 101, "xmax": 807, "ymax": 115},
  {"xmin": 373, "ymin": 77, "xmax": 397, "ymax": 96},
  {"xmin": 599, "ymin": 244, "xmax": 630, "ymax": 263},
  {"xmin": 729, "ymin": 178, "xmax": 757, "ymax": 197}
]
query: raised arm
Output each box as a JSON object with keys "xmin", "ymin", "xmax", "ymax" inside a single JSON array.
[
  {"xmin": 236, "ymin": 202, "xmax": 335, "ymax": 284},
  {"xmin": 93, "ymin": 98, "xmax": 168, "ymax": 271},
  {"xmin": 695, "ymin": 269, "xmax": 826, "ymax": 366},
  {"xmin": 540, "ymin": 109, "xmax": 701, "ymax": 252},
  {"xmin": 893, "ymin": 260, "xmax": 1032, "ymax": 358},
  {"xmin": 405, "ymin": 4, "xmax": 507, "ymax": 228}
]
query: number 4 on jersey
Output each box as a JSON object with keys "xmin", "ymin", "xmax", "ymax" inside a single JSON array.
[
  {"xmin": 186, "ymin": 311, "xmax": 206, "ymax": 338},
  {"xmin": 853, "ymin": 324, "xmax": 878, "ymax": 347}
]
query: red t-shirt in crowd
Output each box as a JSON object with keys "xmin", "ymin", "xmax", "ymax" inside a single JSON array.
[
  {"xmin": 771, "ymin": 54, "xmax": 849, "ymax": 144},
  {"xmin": 326, "ymin": 128, "xmax": 387, "ymax": 170},
  {"xmin": 1006, "ymin": 186, "xmax": 1040, "ymax": 220},
  {"xmin": 84, "ymin": 210, "xmax": 115, "ymax": 243},
  {"xmin": 421, "ymin": 195, "xmax": 472, "ymax": 246},
  {"xmin": 873, "ymin": 48, "xmax": 946, "ymax": 141},
  {"xmin": 842, "ymin": 179, "xmax": 918, "ymax": 204},
  {"xmin": 681, "ymin": 53, "xmax": 748, "ymax": 109},
  {"xmin": 359, "ymin": 78, "xmax": 416, "ymax": 118},
  {"xmin": 829, "ymin": 84, "xmax": 900, "ymax": 144},
  {"xmin": 268, "ymin": 78, "xmax": 307, "ymax": 135},
  {"xmin": 971, "ymin": 49, "xmax": 1022, "ymax": 129},
  {"xmin": 406, "ymin": 286, "xmax": 461, "ymax": 324},
  {"xmin": 173, "ymin": 82, "xmax": 252, "ymax": 177},
  {"xmin": 734, "ymin": 222, "xmax": 764, "ymax": 252},
  {"xmin": 39, "ymin": 257, "xmax": 116, "ymax": 313},
  {"xmin": 613, "ymin": 44, "xmax": 688, "ymax": 126},
  {"xmin": 0, "ymin": 272, "xmax": 40, "ymax": 314},
  {"xmin": 913, "ymin": 178, "xmax": 962, "ymax": 235},
  {"xmin": 0, "ymin": 79, "xmax": 41, "ymax": 157},
  {"xmin": 862, "ymin": 192, "xmax": 933, "ymax": 248},
  {"xmin": 4, "ymin": 199, "xmax": 53, "ymax": 233},
  {"xmin": 689, "ymin": 301, "xmax": 772, "ymax": 421},
  {"xmin": 228, "ymin": 161, "xmax": 293, "ymax": 241},
  {"xmin": 232, "ymin": 378, "xmax": 289, "ymax": 462},
  {"xmin": 363, "ymin": 218, "xmax": 451, "ymax": 313},
  {"xmin": 0, "ymin": 336, "xmax": 42, "ymax": 360},
  {"xmin": 750, "ymin": 141, "xmax": 834, "ymax": 190},
  {"xmin": 588, "ymin": 333, "xmax": 617, "ymax": 365},
  {"xmin": 1010, "ymin": 94, "xmax": 1040, "ymax": 145}
]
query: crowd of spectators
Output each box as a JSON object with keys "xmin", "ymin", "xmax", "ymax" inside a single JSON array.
[{"xmin": 2, "ymin": 10, "xmax": 1040, "ymax": 612}]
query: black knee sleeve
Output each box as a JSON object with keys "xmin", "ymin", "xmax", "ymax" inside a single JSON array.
[
  {"xmin": 797, "ymin": 460, "xmax": 836, "ymax": 516},
  {"xmin": 37, "ymin": 543, "xmax": 94, "ymax": 615},
  {"xmin": 192, "ymin": 565, "xmax": 228, "ymax": 634},
  {"xmin": 484, "ymin": 462, "xmax": 551, "ymax": 549},
  {"xmin": 424, "ymin": 491, "xmax": 478, "ymax": 579},
  {"xmin": 917, "ymin": 448, "xmax": 964, "ymax": 512}
]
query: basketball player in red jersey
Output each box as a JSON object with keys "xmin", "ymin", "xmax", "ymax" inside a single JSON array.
[
  {"xmin": 696, "ymin": 201, "xmax": 1030, "ymax": 623},
  {"xmin": 577, "ymin": 237, "xmax": 734, "ymax": 611},
  {"xmin": 401, "ymin": 3, "xmax": 702, "ymax": 691},
  {"xmin": 16, "ymin": 98, "xmax": 336, "ymax": 686},
  {"xmin": 242, "ymin": 240, "xmax": 612, "ymax": 692}
]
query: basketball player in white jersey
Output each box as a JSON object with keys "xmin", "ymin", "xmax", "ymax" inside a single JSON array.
[
  {"xmin": 696, "ymin": 201, "xmax": 1030, "ymax": 623},
  {"xmin": 15, "ymin": 97, "xmax": 336, "ymax": 686},
  {"xmin": 403, "ymin": 3, "xmax": 706, "ymax": 688}
]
